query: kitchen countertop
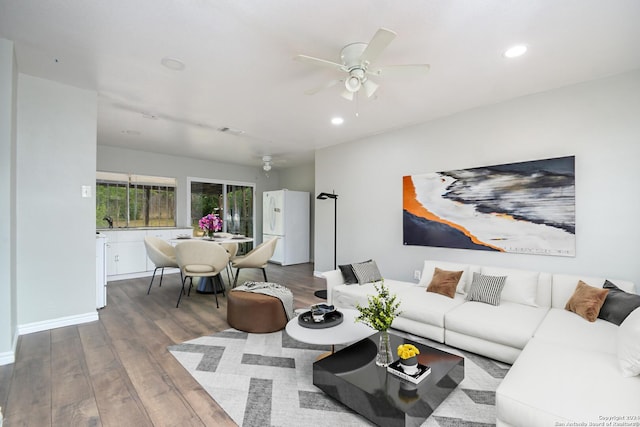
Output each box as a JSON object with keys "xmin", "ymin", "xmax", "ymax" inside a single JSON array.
[{"xmin": 96, "ymin": 227, "xmax": 193, "ymax": 231}]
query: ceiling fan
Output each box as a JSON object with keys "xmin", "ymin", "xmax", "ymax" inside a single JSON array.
[{"xmin": 295, "ymin": 28, "xmax": 430, "ymax": 101}]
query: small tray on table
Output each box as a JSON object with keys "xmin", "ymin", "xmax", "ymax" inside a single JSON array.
[{"xmin": 298, "ymin": 310, "xmax": 343, "ymax": 329}]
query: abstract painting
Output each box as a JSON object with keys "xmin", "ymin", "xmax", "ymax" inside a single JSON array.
[{"xmin": 403, "ymin": 156, "xmax": 575, "ymax": 257}]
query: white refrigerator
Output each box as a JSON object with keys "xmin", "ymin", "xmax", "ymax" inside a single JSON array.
[{"xmin": 263, "ymin": 190, "xmax": 310, "ymax": 265}]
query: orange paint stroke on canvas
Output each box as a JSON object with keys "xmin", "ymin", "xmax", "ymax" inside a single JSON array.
[{"xmin": 402, "ymin": 175, "xmax": 504, "ymax": 252}]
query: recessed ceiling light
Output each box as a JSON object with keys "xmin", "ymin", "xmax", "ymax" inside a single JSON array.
[
  {"xmin": 161, "ymin": 57, "xmax": 186, "ymax": 71},
  {"xmin": 503, "ymin": 45, "xmax": 528, "ymax": 58},
  {"xmin": 121, "ymin": 130, "xmax": 141, "ymax": 136},
  {"xmin": 331, "ymin": 117, "xmax": 344, "ymax": 125}
]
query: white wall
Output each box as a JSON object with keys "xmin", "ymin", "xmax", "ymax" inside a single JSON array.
[
  {"xmin": 16, "ymin": 75, "xmax": 98, "ymax": 324},
  {"xmin": 0, "ymin": 39, "xmax": 18, "ymax": 362},
  {"xmin": 279, "ymin": 162, "xmax": 315, "ymax": 194},
  {"xmin": 315, "ymin": 70, "xmax": 640, "ymax": 286},
  {"xmin": 97, "ymin": 145, "xmax": 282, "ymax": 240}
]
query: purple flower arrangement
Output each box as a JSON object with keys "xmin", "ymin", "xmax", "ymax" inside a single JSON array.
[{"xmin": 198, "ymin": 214, "xmax": 223, "ymax": 237}]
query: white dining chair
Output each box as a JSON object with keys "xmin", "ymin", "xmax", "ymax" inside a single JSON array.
[
  {"xmin": 144, "ymin": 236, "xmax": 180, "ymax": 294},
  {"xmin": 220, "ymin": 242, "xmax": 239, "ymax": 284},
  {"xmin": 231, "ymin": 237, "xmax": 279, "ymax": 287},
  {"xmin": 174, "ymin": 240, "xmax": 230, "ymax": 308}
]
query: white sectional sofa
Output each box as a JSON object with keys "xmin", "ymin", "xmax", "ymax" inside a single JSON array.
[{"xmin": 323, "ymin": 260, "xmax": 640, "ymax": 426}]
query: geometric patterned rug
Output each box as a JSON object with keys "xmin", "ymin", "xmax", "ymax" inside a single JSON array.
[{"xmin": 168, "ymin": 329, "xmax": 510, "ymax": 427}]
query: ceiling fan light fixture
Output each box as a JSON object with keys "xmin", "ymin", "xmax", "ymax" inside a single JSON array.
[
  {"xmin": 296, "ymin": 27, "xmax": 430, "ymax": 102},
  {"xmin": 345, "ymin": 75, "xmax": 361, "ymax": 92},
  {"xmin": 341, "ymin": 90, "xmax": 355, "ymax": 101},
  {"xmin": 262, "ymin": 155, "xmax": 272, "ymax": 172},
  {"xmin": 362, "ymin": 79, "xmax": 379, "ymax": 98}
]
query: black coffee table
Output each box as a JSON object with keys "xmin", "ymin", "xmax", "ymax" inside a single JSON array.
[{"xmin": 313, "ymin": 331, "xmax": 464, "ymax": 427}]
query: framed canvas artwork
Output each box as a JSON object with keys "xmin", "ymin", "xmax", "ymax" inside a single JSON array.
[{"xmin": 403, "ymin": 156, "xmax": 575, "ymax": 257}]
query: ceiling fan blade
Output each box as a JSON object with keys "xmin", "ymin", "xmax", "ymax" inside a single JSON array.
[
  {"xmin": 369, "ymin": 64, "xmax": 430, "ymax": 76},
  {"xmin": 341, "ymin": 90, "xmax": 354, "ymax": 101},
  {"xmin": 362, "ymin": 79, "xmax": 379, "ymax": 98},
  {"xmin": 304, "ymin": 79, "xmax": 340, "ymax": 95},
  {"xmin": 294, "ymin": 54, "xmax": 345, "ymax": 71},
  {"xmin": 359, "ymin": 28, "xmax": 397, "ymax": 65}
]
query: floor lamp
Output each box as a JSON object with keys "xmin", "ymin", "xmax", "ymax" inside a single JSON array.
[{"xmin": 315, "ymin": 191, "xmax": 338, "ymax": 299}]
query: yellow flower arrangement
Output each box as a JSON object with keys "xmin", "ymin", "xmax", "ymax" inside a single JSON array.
[{"xmin": 397, "ymin": 343, "xmax": 420, "ymax": 360}]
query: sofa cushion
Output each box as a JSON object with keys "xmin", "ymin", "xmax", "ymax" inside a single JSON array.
[
  {"xmin": 338, "ymin": 264, "xmax": 358, "ymax": 284},
  {"xmin": 598, "ymin": 280, "xmax": 640, "ymax": 325},
  {"xmin": 618, "ymin": 307, "xmax": 640, "ymax": 377},
  {"xmin": 396, "ymin": 286, "xmax": 466, "ymax": 328},
  {"xmin": 419, "ymin": 260, "xmax": 472, "ymax": 295},
  {"xmin": 351, "ymin": 259, "xmax": 382, "ymax": 284},
  {"xmin": 497, "ymin": 338, "xmax": 640, "ymax": 426},
  {"xmin": 481, "ymin": 266, "xmax": 539, "ymax": 307},
  {"xmin": 331, "ymin": 279, "xmax": 415, "ymax": 310},
  {"xmin": 426, "ymin": 267, "xmax": 463, "ymax": 298},
  {"xmin": 533, "ymin": 308, "xmax": 619, "ymax": 354},
  {"xmin": 445, "ymin": 300, "xmax": 548, "ymax": 349},
  {"xmin": 466, "ymin": 272, "xmax": 507, "ymax": 306},
  {"xmin": 564, "ymin": 280, "xmax": 608, "ymax": 322}
]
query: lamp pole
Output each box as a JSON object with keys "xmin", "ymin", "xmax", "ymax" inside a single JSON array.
[{"xmin": 316, "ymin": 191, "xmax": 339, "ymax": 270}]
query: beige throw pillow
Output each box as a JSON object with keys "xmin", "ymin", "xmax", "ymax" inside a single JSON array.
[
  {"xmin": 564, "ymin": 280, "xmax": 609, "ymax": 322},
  {"xmin": 426, "ymin": 268, "xmax": 463, "ymax": 299}
]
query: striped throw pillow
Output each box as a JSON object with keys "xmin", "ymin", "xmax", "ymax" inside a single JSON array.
[
  {"xmin": 466, "ymin": 272, "xmax": 507, "ymax": 306},
  {"xmin": 351, "ymin": 260, "xmax": 382, "ymax": 285}
]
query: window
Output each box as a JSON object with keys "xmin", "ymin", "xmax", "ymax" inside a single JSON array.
[
  {"xmin": 188, "ymin": 178, "xmax": 255, "ymax": 251},
  {"xmin": 96, "ymin": 172, "xmax": 176, "ymax": 228}
]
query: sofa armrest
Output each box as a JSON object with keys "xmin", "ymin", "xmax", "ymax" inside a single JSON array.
[{"xmin": 321, "ymin": 269, "xmax": 345, "ymax": 305}]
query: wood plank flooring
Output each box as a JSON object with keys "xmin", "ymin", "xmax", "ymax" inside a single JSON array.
[{"xmin": 0, "ymin": 263, "xmax": 326, "ymax": 427}]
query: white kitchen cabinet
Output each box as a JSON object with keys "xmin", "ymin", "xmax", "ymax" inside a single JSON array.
[
  {"xmin": 101, "ymin": 228, "xmax": 193, "ymax": 280},
  {"xmin": 144, "ymin": 228, "xmax": 194, "ymax": 270},
  {"xmin": 103, "ymin": 230, "xmax": 146, "ymax": 276},
  {"xmin": 101, "ymin": 230, "xmax": 118, "ymax": 276},
  {"xmin": 114, "ymin": 241, "xmax": 148, "ymax": 274}
]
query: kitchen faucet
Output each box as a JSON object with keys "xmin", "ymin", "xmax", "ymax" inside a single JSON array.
[{"xmin": 103, "ymin": 215, "xmax": 113, "ymax": 228}]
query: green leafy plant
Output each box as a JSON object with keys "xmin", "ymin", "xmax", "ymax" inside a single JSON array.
[{"xmin": 355, "ymin": 280, "xmax": 401, "ymax": 331}]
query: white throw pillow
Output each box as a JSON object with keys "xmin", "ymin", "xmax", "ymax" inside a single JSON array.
[
  {"xmin": 618, "ymin": 307, "xmax": 640, "ymax": 377},
  {"xmin": 481, "ymin": 266, "xmax": 539, "ymax": 307},
  {"xmin": 419, "ymin": 260, "xmax": 470, "ymax": 295}
]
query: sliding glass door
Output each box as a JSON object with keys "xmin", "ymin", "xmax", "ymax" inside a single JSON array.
[
  {"xmin": 226, "ymin": 184, "xmax": 254, "ymax": 237},
  {"xmin": 189, "ymin": 181, "xmax": 224, "ymax": 230},
  {"xmin": 188, "ymin": 178, "xmax": 255, "ymax": 251}
]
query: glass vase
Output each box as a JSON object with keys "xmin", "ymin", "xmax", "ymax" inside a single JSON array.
[{"xmin": 376, "ymin": 330, "xmax": 393, "ymax": 367}]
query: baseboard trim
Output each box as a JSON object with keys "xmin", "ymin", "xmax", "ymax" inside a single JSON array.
[
  {"xmin": 17, "ymin": 311, "xmax": 99, "ymax": 336},
  {"xmin": 0, "ymin": 328, "xmax": 21, "ymax": 366},
  {"xmin": 107, "ymin": 267, "xmax": 180, "ymax": 283},
  {"xmin": 0, "ymin": 349, "xmax": 14, "ymax": 366}
]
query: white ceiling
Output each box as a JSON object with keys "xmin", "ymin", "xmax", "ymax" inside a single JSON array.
[{"xmin": 2, "ymin": 1, "xmax": 640, "ymax": 170}]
